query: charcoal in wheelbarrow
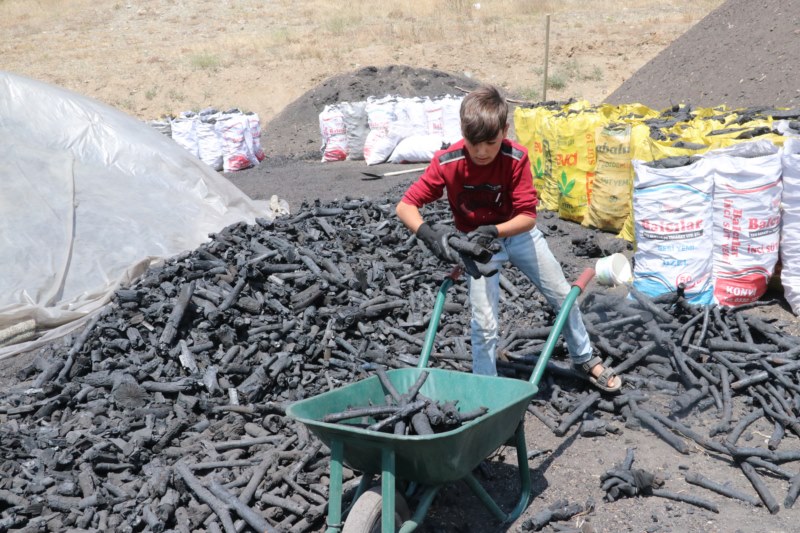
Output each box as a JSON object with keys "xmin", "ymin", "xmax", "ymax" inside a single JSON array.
[{"xmin": 287, "ymin": 367, "xmax": 538, "ymax": 486}]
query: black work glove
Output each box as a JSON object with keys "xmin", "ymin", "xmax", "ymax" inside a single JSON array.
[
  {"xmin": 460, "ymin": 254, "xmax": 498, "ymax": 279},
  {"xmin": 416, "ymin": 222, "xmax": 457, "ymax": 264},
  {"xmin": 466, "ymin": 225, "xmax": 499, "ymax": 247},
  {"xmin": 461, "ymin": 225, "xmax": 501, "ymax": 263}
]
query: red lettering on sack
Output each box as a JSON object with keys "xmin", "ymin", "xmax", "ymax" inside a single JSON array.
[
  {"xmin": 714, "ymin": 274, "xmax": 768, "ymax": 306},
  {"xmin": 676, "ymin": 273, "xmax": 696, "ymax": 288},
  {"xmin": 747, "ymin": 216, "xmax": 780, "ymax": 230},
  {"xmin": 746, "ymin": 242, "xmax": 780, "ymax": 254},
  {"xmin": 640, "ymin": 218, "xmax": 703, "ymax": 233},
  {"xmin": 556, "ymin": 152, "xmax": 578, "ymax": 167}
]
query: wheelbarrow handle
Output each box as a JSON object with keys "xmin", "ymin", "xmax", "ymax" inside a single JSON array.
[
  {"xmin": 417, "ymin": 270, "xmax": 461, "ymax": 368},
  {"xmin": 528, "ymin": 267, "xmax": 595, "ymax": 386},
  {"xmin": 572, "ymin": 267, "xmax": 596, "ymax": 291},
  {"xmin": 447, "ymin": 265, "xmax": 464, "ymax": 282}
]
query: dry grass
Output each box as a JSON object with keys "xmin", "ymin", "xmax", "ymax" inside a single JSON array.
[{"xmin": 0, "ymin": 0, "xmax": 725, "ymax": 121}]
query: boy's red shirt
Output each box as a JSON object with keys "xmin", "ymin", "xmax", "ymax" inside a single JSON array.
[{"xmin": 401, "ymin": 138, "xmax": 538, "ymax": 232}]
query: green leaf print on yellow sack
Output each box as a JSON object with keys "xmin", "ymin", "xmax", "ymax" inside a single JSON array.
[
  {"xmin": 557, "ymin": 170, "xmax": 575, "ymax": 197},
  {"xmin": 534, "ymin": 157, "xmax": 544, "ymax": 179}
]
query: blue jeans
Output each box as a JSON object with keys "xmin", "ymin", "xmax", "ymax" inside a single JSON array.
[{"xmin": 468, "ymin": 226, "xmax": 593, "ymax": 375}]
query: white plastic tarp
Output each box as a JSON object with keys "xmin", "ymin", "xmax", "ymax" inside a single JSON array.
[{"xmin": 0, "ymin": 71, "xmax": 274, "ymax": 359}]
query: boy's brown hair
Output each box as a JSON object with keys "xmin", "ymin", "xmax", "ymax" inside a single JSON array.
[{"xmin": 459, "ymin": 84, "xmax": 508, "ymax": 144}]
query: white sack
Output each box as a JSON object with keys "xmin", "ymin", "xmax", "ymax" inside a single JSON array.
[
  {"xmin": 781, "ymin": 138, "xmax": 800, "ymax": 314},
  {"xmin": 364, "ymin": 96, "xmax": 401, "ymax": 165},
  {"xmin": 441, "ymin": 95, "xmax": 463, "ymax": 144},
  {"xmin": 319, "ymin": 104, "xmax": 348, "ymax": 162},
  {"xmin": 423, "ymin": 98, "xmax": 444, "ymax": 137},
  {"xmin": 340, "ymin": 101, "xmax": 369, "ymax": 161},
  {"xmin": 246, "ymin": 112, "xmax": 266, "ymax": 163},
  {"xmin": 395, "ymin": 97, "xmax": 429, "ymax": 137},
  {"xmin": 170, "ymin": 113, "xmax": 200, "ymax": 158},
  {"xmin": 632, "ymin": 156, "xmax": 714, "ymax": 305},
  {"xmin": 389, "ymin": 134, "xmax": 443, "ymax": 163},
  {"xmin": 0, "ymin": 71, "xmax": 271, "ymax": 359},
  {"xmin": 197, "ymin": 114, "xmax": 224, "ymax": 171},
  {"xmin": 707, "ymin": 139, "xmax": 782, "ymax": 307},
  {"xmin": 217, "ymin": 112, "xmax": 255, "ymax": 172}
]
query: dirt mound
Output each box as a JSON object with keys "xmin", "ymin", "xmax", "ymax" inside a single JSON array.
[
  {"xmin": 262, "ymin": 64, "xmax": 480, "ymax": 160},
  {"xmin": 605, "ymin": 0, "xmax": 800, "ymax": 110}
]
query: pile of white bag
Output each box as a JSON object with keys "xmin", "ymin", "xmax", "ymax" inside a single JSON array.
[
  {"xmin": 632, "ymin": 139, "xmax": 787, "ymax": 308},
  {"xmin": 149, "ymin": 108, "xmax": 266, "ymax": 172},
  {"xmin": 319, "ymin": 94, "xmax": 464, "ymax": 165}
]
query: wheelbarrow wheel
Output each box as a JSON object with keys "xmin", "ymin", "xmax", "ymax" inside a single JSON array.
[{"xmin": 342, "ymin": 486, "xmax": 410, "ymax": 533}]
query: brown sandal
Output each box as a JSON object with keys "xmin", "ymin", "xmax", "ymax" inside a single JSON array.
[{"xmin": 576, "ymin": 356, "xmax": 622, "ymax": 393}]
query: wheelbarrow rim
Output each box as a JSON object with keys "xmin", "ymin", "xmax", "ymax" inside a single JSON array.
[{"xmin": 286, "ymin": 367, "xmax": 537, "ymax": 442}]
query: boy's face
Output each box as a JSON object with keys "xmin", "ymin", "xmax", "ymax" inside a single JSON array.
[{"xmin": 463, "ymin": 126, "xmax": 508, "ymax": 166}]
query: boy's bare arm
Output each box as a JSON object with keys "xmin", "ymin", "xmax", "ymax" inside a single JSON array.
[
  {"xmin": 395, "ymin": 200, "xmax": 424, "ymax": 233},
  {"xmin": 494, "ymin": 214, "xmax": 536, "ymax": 238}
]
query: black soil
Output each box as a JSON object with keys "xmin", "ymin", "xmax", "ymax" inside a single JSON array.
[
  {"xmin": 605, "ymin": 0, "xmax": 800, "ymax": 110},
  {"xmin": 262, "ymin": 64, "xmax": 480, "ymax": 161}
]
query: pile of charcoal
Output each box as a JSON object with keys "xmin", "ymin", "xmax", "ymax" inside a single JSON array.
[
  {"xmin": 2, "ymin": 191, "xmax": 800, "ymax": 532},
  {"xmin": 322, "ymin": 368, "xmax": 488, "ymax": 435},
  {"xmin": 521, "ymin": 284, "xmax": 800, "ymax": 515},
  {"xmin": 0, "ymin": 196, "xmax": 555, "ymax": 533}
]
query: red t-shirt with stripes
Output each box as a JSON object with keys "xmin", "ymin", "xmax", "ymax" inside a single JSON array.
[{"xmin": 401, "ymin": 138, "xmax": 538, "ymax": 232}]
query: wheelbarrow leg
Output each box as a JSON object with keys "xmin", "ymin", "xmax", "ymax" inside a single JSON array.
[
  {"xmin": 506, "ymin": 421, "xmax": 532, "ymax": 522},
  {"xmin": 462, "ymin": 422, "xmax": 531, "ymax": 525},
  {"xmin": 463, "ymin": 474, "xmax": 508, "ymax": 522},
  {"xmin": 399, "ymin": 486, "xmax": 442, "ymax": 533},
  {"xmin": 381, "ymin": 447, "xmax": 396, "ymax": 533},
  {"xmin": 326, "ymin": 440, "xmax": 345, "ymax": 533}
]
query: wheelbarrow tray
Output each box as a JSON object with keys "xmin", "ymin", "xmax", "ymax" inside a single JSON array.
[{"xmin": 286, "ymin": 367, "xmax": 537, "ymax": 486}]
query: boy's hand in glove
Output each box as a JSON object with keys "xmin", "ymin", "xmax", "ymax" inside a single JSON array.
[
  {"xmin": 460, "ymin": 254, "xmax": 498, "ymax": 279},
  {"xmin": 416, "ymin": 222, "xmax": 457, "ymax": 263},
  {"xmin": 461, "ymin": 225, "xmax": 501, "ymax": 263},
  {"xmin": 466, "ymin": 225, "xmax": 499, "ymax": 247}
]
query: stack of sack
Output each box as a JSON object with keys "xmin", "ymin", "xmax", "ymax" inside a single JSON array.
[
  {"xmin": 514, "ymin": 101, "xmax": 800, "ymax": 313},
  {"xmin": 319, "ymin": 94, "xmax": 463, "ymax": 165},
  {"xmin": 148, "ymin": 108, "xmax": 266, "ymax": 172}
]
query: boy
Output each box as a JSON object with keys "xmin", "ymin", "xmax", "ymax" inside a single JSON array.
[{"xmin": 395, "ymin": 84, "xmax": 621, "ymax": 392}]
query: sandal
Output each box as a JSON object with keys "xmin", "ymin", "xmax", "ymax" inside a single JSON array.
[{"xmin": 575, "ymin": 356, "xmax": 622, "ymax": 393}]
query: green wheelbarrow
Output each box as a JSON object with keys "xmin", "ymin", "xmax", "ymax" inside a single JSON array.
[{"xmin": 287, "ymin": 266, "xmax": 595, "ymax": 532}]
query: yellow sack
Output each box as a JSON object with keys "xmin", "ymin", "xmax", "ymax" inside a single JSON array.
[
  {"xmin": 513, "ymin": 106, "xmax": 555, "ymax": 210},
  {"xmin": 554, "ymin": 110, "xmax": 607, "ymax": 223},
  {"xmin": 609, "ymin": 103, "xmax": 659, "ymax": 122},
  {"xmin": 582, "ymin": 124, "xmax": 633, "ymax": 232},
  {"xmin": 536, "ymin": 112, "xmax": 561, "ymax": 211},
  {"xmin": 706, "ymin": 118, "xmax": 785, "ymax": 149},
  {"xmin": 691, "ymin": 105, "xmax": 729, "ymax": 119},
  {"xmin": 648, "ymin": 137, "xmax": 711, "ymax": 161}
]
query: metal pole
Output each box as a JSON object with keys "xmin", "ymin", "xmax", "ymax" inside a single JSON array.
[{"xmin": 542, "ymin": 14, "xmax": 551, "ymax": 102}]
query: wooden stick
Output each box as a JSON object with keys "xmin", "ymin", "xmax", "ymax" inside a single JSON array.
[
  {"xmin": 175, "ymin": 462, "xmax": 236, "ymax": 533},
  {"xmin": 209, "ymin": 480, "xmax": 277, "ymax": 533},
  {"xmin": 784, "ymin": 473, "xmax": 800, "ymax": 508},
  {"xmin": 367, "ymin": 399, "xmax": 427, "ymax": 432},
  {"xmin": 160, "ymin": 280, "xmax": 196, "ymax": 348},
  {"xmin": 650, "ymin": 489, "xmax": 719, "ymax": 513},
  {"xmin": 684, "ymin": 471, "xmax": 761, "ymax": 506},
  {"xmin": 631, "ymin": 403, "xmax": 690, "ymax": 455},
  {"xmin": 555, "ymin": 392, "xmax": 600, "ymax": 437},
  {"xmin": 739, "ymin": 461, "xmax": 781, "ymax": 514}
]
